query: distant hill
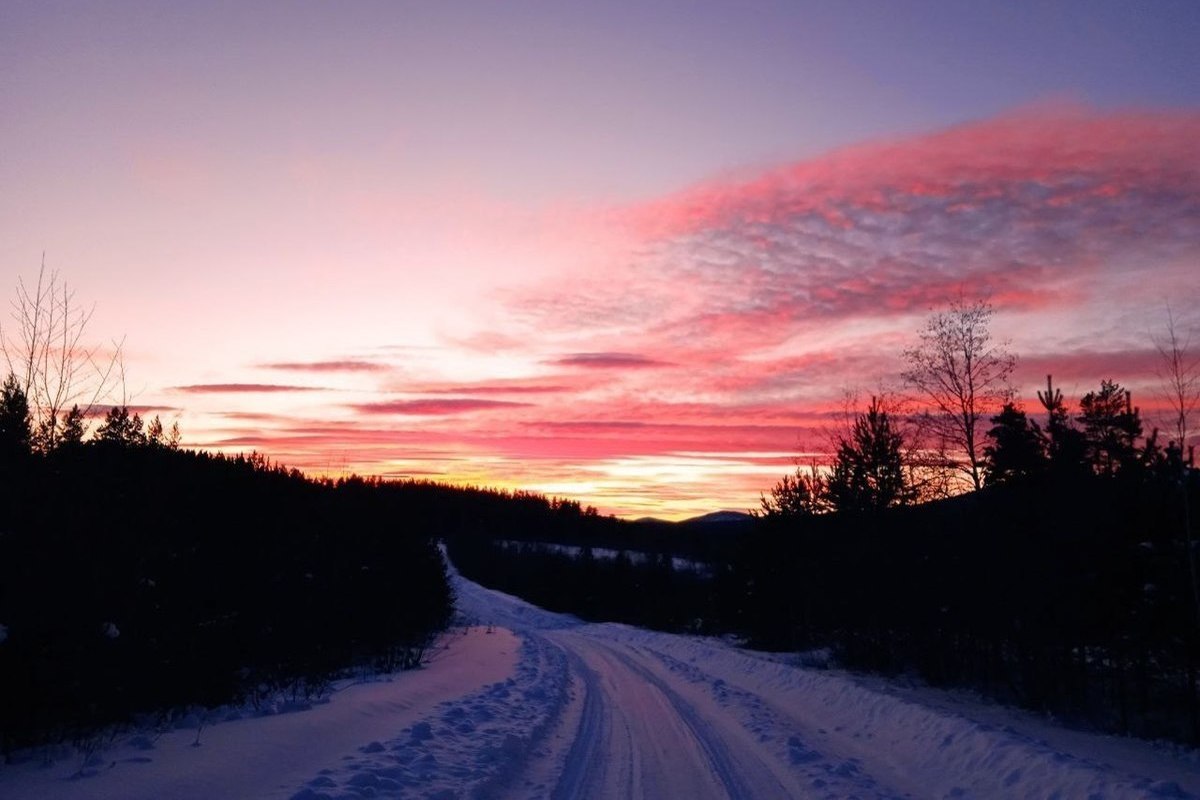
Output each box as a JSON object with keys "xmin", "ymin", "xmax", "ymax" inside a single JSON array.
[
  {"xmin": 681, "ymin": 510, "xmax": 755, "ymax": 527},
  {"xmin": 631, "ymin": 510, "xmax": 756, "ymax": 533}
]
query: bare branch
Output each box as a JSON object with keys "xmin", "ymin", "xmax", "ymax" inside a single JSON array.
[
  {"xmin": 902, "ymin": 296, "xmax": 1016, "ymax": 491},
  {"xmin": 1, "ymin": 261, "xmax": 125, "ymax": 450}
]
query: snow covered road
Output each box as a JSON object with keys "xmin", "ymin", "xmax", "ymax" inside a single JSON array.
[
  {"xmin": 454, "ymin": 569, "xmax": 1200, "ymax": 800},
  {"xmin": 5, "ymin": 565, "xmax": 1200, "ymax": 798}
]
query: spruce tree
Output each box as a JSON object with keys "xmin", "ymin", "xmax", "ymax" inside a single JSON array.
[
  {"xmin": 983, "ymin": 402, "xmax": 1046, "ymax": 485},
  {"xmin": 827, "ymin": 396, "xmax": 913, "ymax": 513},
  {"xmin": 1078, "ymin": 380, "xmax": 1142, "ymax": 477},
  {"xmin": 0, "ymin": 373, "xmax": 32, "ymax": 460}
]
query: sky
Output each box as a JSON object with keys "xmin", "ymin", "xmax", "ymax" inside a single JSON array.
[{"xmin": 3, "ymin": 1, "xmax": 1199, "ymax": 519}]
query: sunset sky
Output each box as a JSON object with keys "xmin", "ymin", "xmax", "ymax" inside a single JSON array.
[{"xmin": 3, "ymin": 2, "xmax": 1199, "ymax": 518}]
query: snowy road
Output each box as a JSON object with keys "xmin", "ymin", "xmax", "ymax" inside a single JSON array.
[
  {"xmin": 544, "ymin": 633, "xmax": 796, "ymax": 799},
  {"xmin": 4, "ymin": 565, "xmax": 1200, "ymax": 798},
  {"xmin": 453, "ymin": 568, "xmax": 1200, "ymax": 800}
]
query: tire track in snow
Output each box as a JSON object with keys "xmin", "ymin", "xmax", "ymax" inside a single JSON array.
[
  {"xmin": 545, "ymin": 633, "xmax": 801, "ymax": 799},
  {"xmin": 605, "ymin": 645, "xmax": 792, "ymax": 800},
  {"xmin": 550, "ymin": 649, "xmax": 612, "ymax": 800}
]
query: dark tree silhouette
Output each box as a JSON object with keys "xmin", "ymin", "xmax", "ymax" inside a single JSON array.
[
  {"xmin": 983, "ymin": 402, "xmax": 1046, "ymax": 485},
  {"xmin": 0, "ymin": 373, "xmax": 31, "ymax": 460},
  {"xmin": 757, "ymin": 464, "xmax": 828, "ymax": 518},
  {"xmin": 95, "ymin": 405, "xmax": 145, "ymax": 445},
  {"xmin": 1078, "ymin": 380, "xmax": 1143, "ymax": 477},
  {"xmin": 59, "ymin": 404, "xmax": 86, "ymax": 448},
  {"xmin": 1037, "ymin": 375, "xmax": 1088, "ymax": 475},
  {"xmin": 826, "ymin": 396, "xmax": 913, "ymax": 513}
]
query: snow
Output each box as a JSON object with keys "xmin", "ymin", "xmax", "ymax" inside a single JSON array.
[
  {"xmin": 0, "ymin": 625, "xmax": 519, "ymax": 799},
  {"xmin": 4, "ymin": 564, "xmax": 1200, "ymax": 799}
]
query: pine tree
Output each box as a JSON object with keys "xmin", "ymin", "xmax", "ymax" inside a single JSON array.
[
  {"xmin": 0, "ymin": 373, "xmax": 32, "ymax": 460},
  {"xmin": 146, "ymin": 415, "xmax": 165, "ymax": 447},
  {"xmin": 1037, "ymin": 375, "xmax": 1088, "ymax": 475},
  {"xmin": 826, "ymin": 396, "xmax": 913, "ymax": 513},
  {"xmin": 758, "ymin": 465, "xmax": 829, "ymax": 518},
  {"xmin": 60, "ymin": 405, "xmax": 86, "ymax": 447},
  {"xmin": 95, "ymin": 405, "xmax": 145, "ymax": 446},
  {"xmin": 1078, "ymin": 380, "xmax": 1142, "ymax": 477},
  {"xmin": 983, "ymin": 402, "xmax": 1046, "ymax": 485}
]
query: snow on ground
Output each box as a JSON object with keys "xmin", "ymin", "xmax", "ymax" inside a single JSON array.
[
  {"xmin": 0, "ymin": 625, "xmax": 519, "ymax": 800},
  {"xmin": 4, "ymin": 564, "xmax": 1200, "ymax": 799}
]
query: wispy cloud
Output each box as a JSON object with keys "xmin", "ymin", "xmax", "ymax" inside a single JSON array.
[
  {"xmin": 170, "ymin": 383, "xmax": 325, "ymax": 394},
  {"xmin": 548, "ymin": 352, "xmax": 671, "ymax": 369},
  {"xmin": 86, "ymin": 404, "xmax": 181, "ymax": 417},
  {"xmin": 258, "ymin": 359, "xmax": 389, "ymax": 373},
  {"xmin": 409, "ymin": 381, "xmax": 575, "ymax": 395},
  {"xmin": 349, "ymin": 398, "xmax": 533, "ymax": 415}
]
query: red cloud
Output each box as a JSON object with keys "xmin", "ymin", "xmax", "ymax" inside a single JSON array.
[
  {"xmin": 408, "ymin": 381, "xmax": 576, "ymax": 395},
  {"xmin": 549, "ymin": 352, "xmax": 670, "ymax": 369}
]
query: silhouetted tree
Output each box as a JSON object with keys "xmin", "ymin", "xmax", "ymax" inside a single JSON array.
[
  {"xmin": 902, "ymin": 297, "xmax": 1015, "ymax": 490},
  {"xmin": 59, "ymin": 404, "xmax": 86, "ymax": 448},
  {"xmin": 1079, "ymin": 380, "xmax": 1143, "ymax": 477},
  {"xmin": 1155, "ymin": 307, "xmax": 1199, "ymax": 462},
  {"xmin": 95, "ymin": 405, "xmax": 145, "ymax": 446},
  {"xmin": 827, "ymin": 396, "xmax": 913, "ymax": 513},
  {"xmin": 1037, "ymin": 375, "xmax": 1088, "ymax": 475},
  {"xmin": 1, "ymin": 261, "xmax": 122, "ymax": 451},
  {"xmin": 983, "ymin": 402, "xmax": 1046, "ymax": 485},
  {"xmin": 0, "ymin": 373, "xmax": 31, "ymax": 460},
  {"xmin": 145, "ymin": 415, "xmax": 165, "ymax": 447},
  {"xmin": 757, "ymin": 464, "xmax": 828, "ymax": 518}
]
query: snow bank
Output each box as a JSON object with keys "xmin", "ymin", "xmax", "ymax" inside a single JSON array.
[
  {"xmin": 0, "ymin": 626, "xmax": 520, "ymax": 800},
  {"xmin": 287, "ymin": 632, "xmax": 571, "ymax": 800}
]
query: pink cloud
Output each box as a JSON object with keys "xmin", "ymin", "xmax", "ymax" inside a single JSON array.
[
  {"xmin": 85, "ymin": 404, "xmax": 181, "ymax": 418},
  {"xmin": 409, "ymin": 381, "xmax": 575, "ymax": 396},
  {"xmin": 171, "ymin": 383, "xmax": 325, "ymax": 393},
  {"xmin": 549, "ymin": 352, "xmax": 671, "ymax": 369},
  {"xmin": 259, "ymin": 360, "xmax": 389, "ymax": 373},
  {"xmin": 350, "ymin": 398, "xmax": 532, "ymax": 415}
]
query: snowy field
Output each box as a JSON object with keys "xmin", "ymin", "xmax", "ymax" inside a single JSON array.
[{"xmin": 4, "ymin": 565, "xmax": 1200, "ymax": 799}]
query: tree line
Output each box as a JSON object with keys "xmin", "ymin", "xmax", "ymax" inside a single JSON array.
[
  {"xmin": 758, "ymin": 299, "xmax": 1196, "ymax": 518},
  {"xmin": 0, "ymin": 265, "xmax": 462, "ymax": 753},
  {"xmin": 0, "ymin": 405, "xmax": 457, "ymax": 753},
  {"xmin": 744, "ymin": 299, "xmax": 1200, "ymax": 742}
]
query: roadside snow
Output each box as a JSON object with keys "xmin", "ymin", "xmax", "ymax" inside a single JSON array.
[{"xmin": 0, "ymin": 626, "xmax": 518, "ymax": 800}]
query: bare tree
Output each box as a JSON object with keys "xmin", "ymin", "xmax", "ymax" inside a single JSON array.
[
  {"xmin": 902, "ymin": 297, "xmax": 1016, "ymax": 491},
  {"xmin": 1155, "ymin": 305, "xmax": 1199, "ymax": 460},
  {"xmin": 0, "ymin": 259, "xmax": 123, "ymax": 449},
  {"xmin": 1154, "ymin": 306, "xmax": 1200, "ymax": 628}
]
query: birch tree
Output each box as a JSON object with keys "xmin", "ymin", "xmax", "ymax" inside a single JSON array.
[
  {"xmin": 1, "ymin": 259, "xmax": 122, "ymax": 449},
  {"xmin": 902, "ymin": 298, "xmax": 1015, "ymax": 491}
]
